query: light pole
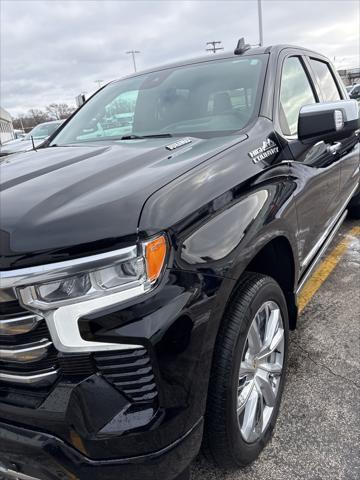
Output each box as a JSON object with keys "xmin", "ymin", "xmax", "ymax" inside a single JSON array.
[
  {"xmin": 258, "ymin": 0, "xmax": 264, "ymax": 46},
  {"xmin": 126, "ymin": 50, "xmax": 141, "ymax": 72}
]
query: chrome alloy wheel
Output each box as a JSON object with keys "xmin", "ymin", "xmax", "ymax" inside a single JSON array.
[{"xmin": 237, "ymin": 301, "xmax": 285, "ymax": 443}]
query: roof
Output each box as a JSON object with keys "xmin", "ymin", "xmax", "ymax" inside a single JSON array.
[{"xmin": 0, "ymin": 106, "xmax": 12, "ymax": 123}]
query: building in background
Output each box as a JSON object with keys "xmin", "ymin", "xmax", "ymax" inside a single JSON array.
[
  {"xmin": 338, "ymin": 67, "xmax": 360, "ymax": 86},
  {"xmin": 0, "ymin": 107, "xmax": 14, "ymax": 144}
]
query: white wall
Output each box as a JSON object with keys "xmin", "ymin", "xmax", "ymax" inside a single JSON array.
[{"xmin": 0, "ymin": 107, "xmax": 15, "ymax": 144}]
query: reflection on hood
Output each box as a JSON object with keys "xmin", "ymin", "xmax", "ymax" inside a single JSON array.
[{"xmin": 0, "ymin": 137, "xmax": 47, "ymax": 156}]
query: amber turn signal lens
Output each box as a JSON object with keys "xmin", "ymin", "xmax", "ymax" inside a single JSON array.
[{"xmin": 145, "ymin": 235, "xmax": 167, "ymax": 282}]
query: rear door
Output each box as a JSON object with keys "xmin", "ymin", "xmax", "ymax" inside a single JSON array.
[{"xmin": 273, "ymin": 52, "xmax": 342, "ymax": 271}]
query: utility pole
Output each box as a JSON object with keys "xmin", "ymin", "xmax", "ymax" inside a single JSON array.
[
  {"xmin": 206, "ymin": 41, "xmax": 224, "ymax": 54},
  {"xmin": 19, "ymin": 117, "xmax": 25, "ymax": 132},
  {"xmin": 257, "ymin": 0, "xmax": 264, "ymax": 46},
  {"xmin": 94, "ymin": 80, "xmax": 103, "ymax": 89},
  {"xmin": 126, "ymin": 50, "xmax": 140, "ymax": 72}
]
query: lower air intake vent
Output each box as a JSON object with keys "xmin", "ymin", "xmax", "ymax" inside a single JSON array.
[{"xmin": 94, "ymin": 348, "xmax": 158, "ymax": 404}]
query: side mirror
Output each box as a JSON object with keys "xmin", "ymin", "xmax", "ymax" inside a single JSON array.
[{"xmin": 298, "ymin": 99, "xmax": 359, "ymax": 144}]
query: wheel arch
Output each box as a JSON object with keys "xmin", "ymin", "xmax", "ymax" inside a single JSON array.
[{"xmin": 227, "ymin": 235, "xmax": 298, "ymax": 330}]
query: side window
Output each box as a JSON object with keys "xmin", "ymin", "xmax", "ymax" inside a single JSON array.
[
  {"xmin": 310, "ymin": 59, "xmax": 341, "ymax": 102},
  {"xmin": 280, "ymin": 57, "xmax": 316, "ymax": 136}
]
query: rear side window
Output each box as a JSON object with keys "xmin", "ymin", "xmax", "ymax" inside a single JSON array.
[
  {"xmin": 280, "ymin": 56, "xmax": 316, "ymax": 136},
  {"xmin": 310, "ymin": 59, "xmax": 341, "ymax": 102}
]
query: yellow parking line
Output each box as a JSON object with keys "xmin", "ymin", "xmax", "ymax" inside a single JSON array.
[{"xmin": 298, "ymin": 225, "xmax": 360, "ymax": 313}]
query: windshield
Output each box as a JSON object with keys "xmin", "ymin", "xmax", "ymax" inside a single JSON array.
[
  {"xmin": 25, "ymin": 122, "xmax": 62, "ymax": 140},
  {"xmin": 52, "ymin": 56, "xmax": 266, "ymax": 145}
]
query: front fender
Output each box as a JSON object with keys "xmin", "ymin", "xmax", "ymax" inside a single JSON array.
[{"xmin": 173, "ymin": 179, "xmax": 300, "ymax": 284}]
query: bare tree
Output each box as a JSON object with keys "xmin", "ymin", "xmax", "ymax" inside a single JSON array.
[
  {"xmin": 28, "ymin": 108, "xmax": 49, "ymax": 124},
  {"xmin": 12, "ymin": 103, "xmax": 76, "ymax": 132},
  {"xmin": 12, "ymin": 111, "xmax": 49, "ymax": 132},
  {"xmin": 46, "ymin": 103, "xmax": 76, "ymax": 120}
]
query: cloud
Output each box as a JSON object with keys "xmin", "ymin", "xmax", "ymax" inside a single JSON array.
[{"xmin": 1, "ymin": 0, "xmax": 359, "ymax": 116}]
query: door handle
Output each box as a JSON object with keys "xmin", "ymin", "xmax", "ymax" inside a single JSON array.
[{"xmin": 327, "ymin": 142, "xmax": 341, "ymax": 155}]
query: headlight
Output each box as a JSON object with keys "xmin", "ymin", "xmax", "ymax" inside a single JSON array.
[{"xmin": 18, "ymin": 235, "xmax": 167, "ymax": 310}]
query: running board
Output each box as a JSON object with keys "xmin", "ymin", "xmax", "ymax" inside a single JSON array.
[{"xmin": 296, "ymin": 209, "xmax": 348, "ymax": 295}]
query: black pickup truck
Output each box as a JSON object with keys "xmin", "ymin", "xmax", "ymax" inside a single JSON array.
[{"xmin": 0, "ymin": 42, "xmax": 359, "ymax": 480}]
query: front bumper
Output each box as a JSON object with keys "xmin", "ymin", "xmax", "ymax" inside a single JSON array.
[
  {"xmin": 0, "ymin": 418, "xmax": 203, "ymax": 480},
  {"xmin": 0, "ymin": 267, "xmax": 231, "ymax": 478}
]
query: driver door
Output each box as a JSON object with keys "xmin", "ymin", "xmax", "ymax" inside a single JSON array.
[{"xmin": 275, "ymin": 54, "xmax": 342, "ymax": 272}]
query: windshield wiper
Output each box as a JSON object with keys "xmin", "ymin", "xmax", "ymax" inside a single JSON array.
[{"xmin": 120, "ymin": 133, "xmax": 173, "ymax": 140}]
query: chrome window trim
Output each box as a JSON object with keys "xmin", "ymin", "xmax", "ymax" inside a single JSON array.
[
  {"xmin": 0, "ymin": 245, "xmax": 137, "ymax": 289},
  {"xmin": 301, "ymin": 182, "xmax": 359, "ymax": 268}
]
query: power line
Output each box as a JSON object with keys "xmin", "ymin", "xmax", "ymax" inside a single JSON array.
[
  {"xmin": 126, "ymin": 50, "xmax": 141, "ymax": 72},
  {"xmin": 257, "ymin": 0, "xmax": 264, "ymax": 46},
  {"xmin": 206, "ymin": 41, "xmax": 224, "ymax": 54}
]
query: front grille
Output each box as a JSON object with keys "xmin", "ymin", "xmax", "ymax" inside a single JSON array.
[
  {"xmin": 0, "ymin": 302, "xmax": 59, "ymax": 408},
  {"xmin": 0, "ymin": 320, "xmax": 50, "ymax": 345},
  {"xmin": 58, "ymin": 353, "xmax": 94, "ymax": 376},
  {"xmin": 0, "ymin": 300, "xmax": 159, "ymax": 409},
  {"xmin": 94, "ymin": 349, "xmax": 158, "ymax": 404}
]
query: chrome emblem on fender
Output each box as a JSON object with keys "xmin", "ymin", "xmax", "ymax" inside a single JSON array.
[{"xmin": 248, "ymin": 139, "xmax": 279, "ymax": 164}]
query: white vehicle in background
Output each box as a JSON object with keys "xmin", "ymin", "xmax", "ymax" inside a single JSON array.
[
  {"xmin": 13, "ymin": 129, "xmax": 26, "ymax": 139},
  {"xmin": 0, "ymin": 120, "xmax": 63, "ymax": 157},
  {"xmin": 347, "ymin": 83, "xmax": 360, "ymax": 101}
]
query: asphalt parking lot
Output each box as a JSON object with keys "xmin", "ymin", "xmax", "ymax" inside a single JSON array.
[{"xmin": 192, "ymin": 218, "xmax": 360, "ymax": 480}]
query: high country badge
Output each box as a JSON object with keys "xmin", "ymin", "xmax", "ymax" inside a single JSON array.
[{"xmin": 248, "ymin": 139, "xmax": 279, "ymax": 164}]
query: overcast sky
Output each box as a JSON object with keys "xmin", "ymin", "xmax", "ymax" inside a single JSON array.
[{"xmin": 1, "ymin": 0, "xmax": 359, "ymax": 116}]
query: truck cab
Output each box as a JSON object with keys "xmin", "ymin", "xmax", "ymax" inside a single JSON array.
[{"xmin": 0, "ymin": 43, "xmax": 359, "ymax": 480}]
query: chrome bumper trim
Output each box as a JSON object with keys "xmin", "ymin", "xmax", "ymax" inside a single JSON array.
[
  {"xmin": 0, "ymin": 369, "xmax": 58, "ymax": 385},
  {"xmin": 43, "ymin": 284, "xmax": 146, "ymax": 353},
  {"xmin": 0, "ymin": 339, "xmax": 52, "ymax": 363},
  {"xmin": 0, "ymin": 314, "xmax": 42, "ymax": 336}
]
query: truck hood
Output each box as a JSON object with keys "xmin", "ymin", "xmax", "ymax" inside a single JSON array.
[{"xmin": 0, "ymin": 135, "xmax": 246, "ymax": 268}]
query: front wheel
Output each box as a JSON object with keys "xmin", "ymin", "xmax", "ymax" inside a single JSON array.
[{"xmin": 204, "ymin": 272, "xmax": 289, "ymax": 469}]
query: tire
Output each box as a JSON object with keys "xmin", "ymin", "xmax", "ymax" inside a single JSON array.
[{"xmin": 204, "ymin": 272, "xmax": 289, "ymax": 469}]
